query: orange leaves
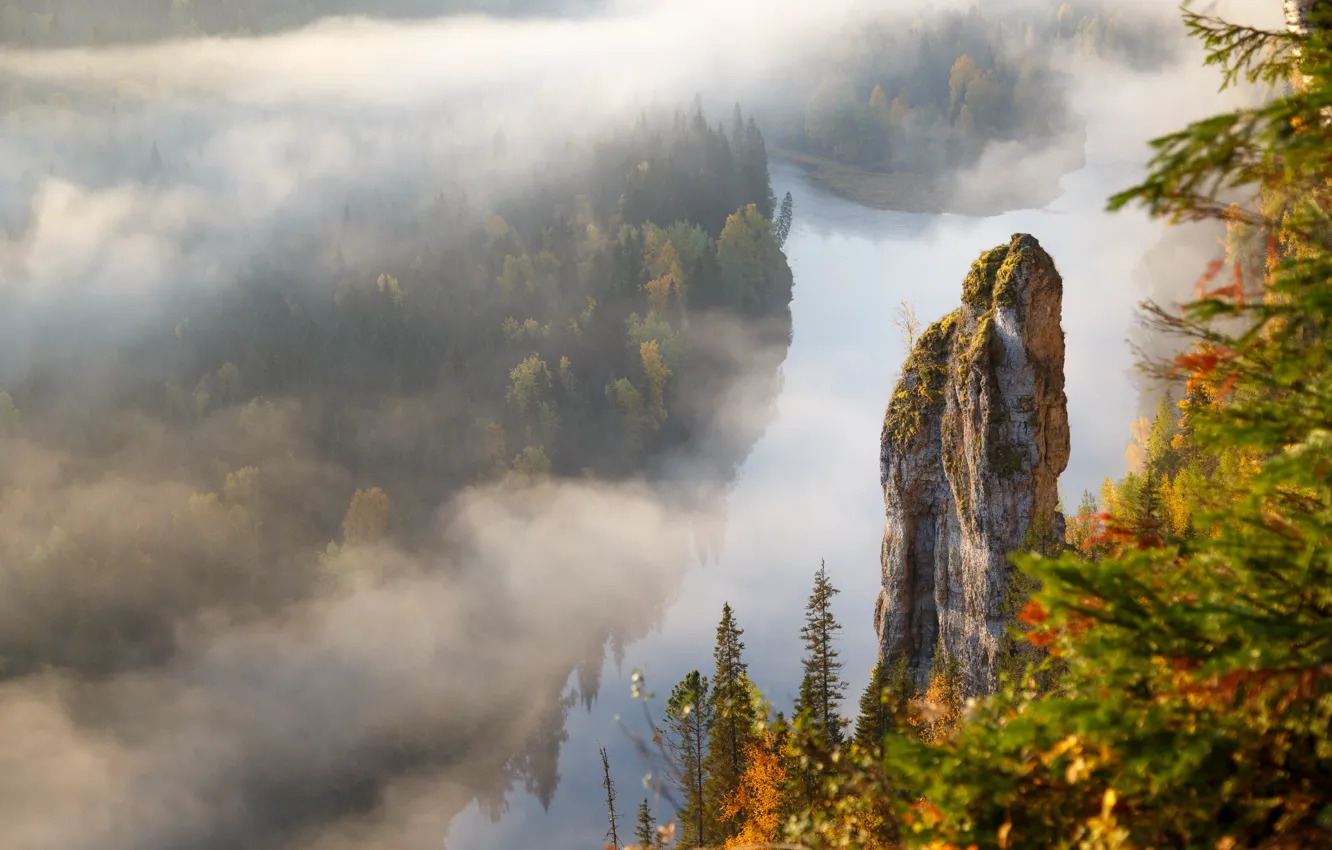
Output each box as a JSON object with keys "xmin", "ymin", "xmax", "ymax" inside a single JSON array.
[
  {"xmin": 644, "ymin": 274, "xmax": 677, "ymax": 310},
  {"xmin": 1163, "ymin": 662, "xmax": 1332, "ymax": 713},
  {"xmin": 1193, "ymin": 257, "xmax": 1226, "ymax": 300},
  {"xmin": 1173, "ymin": 343, "xmax": 1241, "ymax": 409},
  {"xmin": 1173, "ymin": 345, "xmax": 1235, "ymax": 379},
  {"xmin": 1022, "ymin": 598, "xmax": 1095, "ymax": 653},
  {"xmin": 719, "ymin": 732, "xmax": 788, "ymax": 849},
  {"xmin": 1018, "ymin": 599, "xmax": 1049, "ymax": 626}
]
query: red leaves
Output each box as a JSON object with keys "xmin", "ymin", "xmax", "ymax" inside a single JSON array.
[
  {"xmin": 1165, "ymin": 663, "xmax": 1332, "ymax": 711},
  {"xmin": 1019, "ymin": 600, "xmax": 1049, "ymax": 626},
  {"xmin": 1193, "ymin": 258, "xmax": 1226, "ymax": 300},
  {"xmin": 1172, "ymin": 344, "xmax": 1239, "ymax": 408},
  {"xmin": 1173, "ymin": 346, "xmax": 1235, "ymax": 378},
  {"xmin": 1021, "ymin": 600, "xmax": 1094, "ymax": 652}
]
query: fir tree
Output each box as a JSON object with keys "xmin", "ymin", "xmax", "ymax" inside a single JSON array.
[
  {"xmin": 662, "ymin": 670, "xmax": 711, "ymax": 848},
  {"xmin": 704, "ymin": 602, "xmax": 758, "ymax": 843},
  {"xmin": 793, "ymin": 561, "xmax": 847, "ymax": 746}
]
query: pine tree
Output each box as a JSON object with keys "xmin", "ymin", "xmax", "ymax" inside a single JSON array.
[
  {"xmin": 662, "ymin": 671, "xmax": 711, "ymax": 848},
  {"xmin": 704, "ymin": 603, "xmax": 758, "ymax": 843},
  {"xmin": 852, "ymin": 654, "xmax": 915, "ymax": 754},
  {"xmin": 794, "ymin": 561, "xmax": 847, "ymax": 746}
]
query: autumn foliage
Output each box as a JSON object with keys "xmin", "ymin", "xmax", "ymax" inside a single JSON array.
[{"xmin": 718, "ymin": 731, "xmax": 788, "ymax": 848}]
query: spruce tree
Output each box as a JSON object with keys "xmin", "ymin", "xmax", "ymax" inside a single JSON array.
[
  {"xmin": 662, "ymin": 670, "xmax": 711, "ymax": 849},
  {"xmin": 633, "ymin": 798, "xmax": 658, "ymax": 849},
  {"xmin": 852, "ymin": 654, "xmax": 915, "ymax": 754},
  {"xmin": 774, "ymin": 191, "xmax": 795, "ymax": 247},
  {"xmin": 704, "ymin": 602, "xmax": 757, "ymax": 842},
  {"xmin": 744, "ymin": 116, "xmax": 777, "ymax": 217},
  {"xmin": 793, "ymin": 561, "xmax": 847, "ymax": 745}
]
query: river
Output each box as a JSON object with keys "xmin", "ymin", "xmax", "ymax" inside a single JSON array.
[{"xmin": 444, "ymin": 116, "xmax": 1182, "ymax": 846}]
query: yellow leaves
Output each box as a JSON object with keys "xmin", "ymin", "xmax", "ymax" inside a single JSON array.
[
  {"xmin": 998, "ymin": 820, "xmax": 1012, "ymax": 848},
  {"xmin": 1161, "ymin": 473, "xmax": 1192, "ymax": 538},
  {"xmin": 342, "ymin": 486, "xmax": 390, "ymax": 546},
  {"xmin": 1077, "ymin": 788, "xmax": 1130, "ymax": 849},
  {"xmin": 375, "ymin": 273, "xmax": 403, "ymax": 305},
  {"xmin": 223, "ymin": 466, "xmax": 261, "ymax": 503},
  {"xmin": 642, "ymin": 233, "xmax": 685, "ymax": 311},
  {"xmin": 910, "ymin": 659, "xmax": 964, "ymax": 745},
  {"xmin": 1066, "ymin": 755, "xmax": 1089, "ymax": 784},
  {"xmin": 719, "ymin": 732, "xmax": 787, "ymax": 849},
  {"xmin": 640, "ymin": 340, "xmax": 671, "ymax": 422},
  {"xmin": 1046, "ymin": 734, "xmax": 1082, "ymax": 764},
  {"xmin": 644, "ymin": 275, "xmax": 677, "ymax": 311},
  {"xmin": 1124, "ymin": 417, "xmax": 1151, "ymax": 474}
]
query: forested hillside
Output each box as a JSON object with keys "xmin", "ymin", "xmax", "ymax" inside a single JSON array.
[
  {"xmin": 0, "ymin": 98, "xmax": 792, "ymax": 648},
  {"xmin": 762, "ymin": 1, "xmax": 1178, "ymax": 207},
  {"xmin": 0, "ymin": 83, "xmax": 793, "ymax": 843}
]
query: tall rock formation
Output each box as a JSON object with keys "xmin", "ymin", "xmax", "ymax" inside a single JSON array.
[{"xmin": 875, "ymin": 234, "xmax": 1070, "ymax": 695}]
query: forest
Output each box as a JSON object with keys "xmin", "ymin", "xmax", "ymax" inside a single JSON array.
[
  {"xmin": 762, "ymin": 1, "xmax": 1178, "ymax": 199},
  {"xmin": 0, "ymin": 79, "xmax": 794, "ymax": 842},
  {"xmin": 0, "ymin": 0, "xmax": 604, "ymax": 44},
  {"xmin": 597, "ymin": 4, "xmax": 1332, "ymax": 849}
]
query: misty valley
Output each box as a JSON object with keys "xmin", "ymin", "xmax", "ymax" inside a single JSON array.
[{"xmin": 1, "ymin": 2, "xmax": 1330, "ymax": 850}]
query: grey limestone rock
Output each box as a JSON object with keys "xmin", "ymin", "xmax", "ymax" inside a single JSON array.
[{"xmin": 875, "ymin": 233, "xmax": 1070, "ymax": 695}]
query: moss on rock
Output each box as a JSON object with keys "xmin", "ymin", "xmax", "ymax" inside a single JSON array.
[
  {"xmin": 962, "ymin": 245, "xmax": 1006, "ymax": 308},
  {"xmin": 955, "ymin": 311, "xmax": 997, "ymax": 384},
  {"xmin": 964, "ymin": 234, "xmax": 1032, "ymax": 313},
  {"xmin": 993, "ymin": 246, "xmax": 1024, "ymax": 310},
  {"xmin": 884, "ymin": 309, "xmax": 960, "ymax": 448},
  {"xmin": 991, "ymin": 442, "xmax": 1027, "ymax": 478}
]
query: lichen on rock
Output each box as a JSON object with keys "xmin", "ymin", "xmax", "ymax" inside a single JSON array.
[{"xmin": 875, "ymin": 233, "xmax": 1070, "ymax": 695}]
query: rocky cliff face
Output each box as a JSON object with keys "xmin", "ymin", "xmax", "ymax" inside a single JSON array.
[{"xmin": 875, "ymin": 233, "xmax": 1069, "ymax": 695}]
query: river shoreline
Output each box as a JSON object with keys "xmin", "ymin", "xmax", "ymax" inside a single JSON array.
[{"xmin": 771, "ymin": 140, "xmax": 1083, "ymax": 217}]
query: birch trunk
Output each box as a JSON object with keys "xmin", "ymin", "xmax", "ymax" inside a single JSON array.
[
  {"xmin": 1285, "ymin": 0, "xmax": 1315, "ymax": 35},
  {"xmin": 1284, "ymin": 0, "xmax": 1321, "ymax": 93}
]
